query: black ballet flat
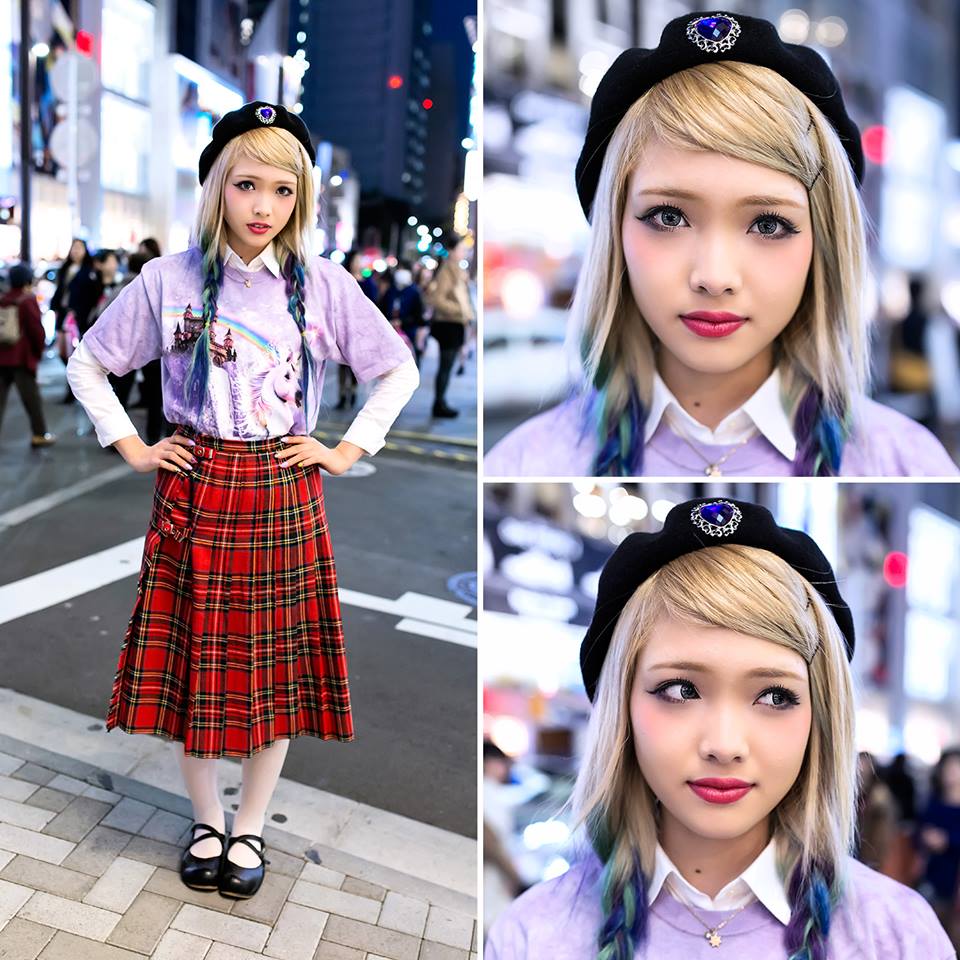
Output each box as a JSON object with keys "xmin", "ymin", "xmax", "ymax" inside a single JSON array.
[
  {"xmin": 180, "ymin": 822, "xmax": 227, "ymax": 891},
  {"xmin": 218, "ymin": 834, "xmax": 269, "ymax": 899}
]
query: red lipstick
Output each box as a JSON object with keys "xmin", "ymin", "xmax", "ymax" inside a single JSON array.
[
  {"xmin": 688, "ymin": 778, "xmax": 754, "ymax": 805},
  {"xmin": 680, "ymin": 311, "xmax": 747, "ymax": 339},
  {"xmin": 247, "ymin": 222, "xmax": 271, "ymax": 235}
]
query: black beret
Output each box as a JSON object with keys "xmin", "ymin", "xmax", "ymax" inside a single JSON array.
[
  {"xmin": 580, "ymin": 497, "xmax": 854, "ymax": 702},
  {"xmin": 575, "ymin": 11, "xmax": 864, "ymax": 220},
  {"xmin": 198, "ymin": 101, "xmax": 316, "ymax": 185}
]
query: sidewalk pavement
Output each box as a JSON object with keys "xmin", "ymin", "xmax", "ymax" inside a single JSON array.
[{"xmin": 0, "ymin": 729, "xmax": 477, "ymax": 960}]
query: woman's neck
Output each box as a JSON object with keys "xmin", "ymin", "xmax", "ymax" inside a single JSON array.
[
  {"xmin": 225, "ymin": 231, "xmax": 269, "ymax": 266},
  {"xmin": 658, "ymin": 348, "xmax": 775, "ymax": 431},
  {"xmin": 659, "ymin": 813, "xmax": 770, "ymax": 898}
]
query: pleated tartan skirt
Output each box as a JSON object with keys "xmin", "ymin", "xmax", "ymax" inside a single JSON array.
[{"xmin": 105, "ymin": 425, "xmax": 354, "ymax": 757}]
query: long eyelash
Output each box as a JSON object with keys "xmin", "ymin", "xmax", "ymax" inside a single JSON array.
[
  {"xmin": 638, "ymin": 204, "xmax": 685, "ymax": 231},
  {"xmin": 234, "ymin": 181, "xmax": 293, "ymax": 196}
]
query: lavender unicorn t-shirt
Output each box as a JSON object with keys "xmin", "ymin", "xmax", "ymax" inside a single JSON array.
[{"xmin": 80, "ymin": 246, "xmax": 411, "ymax": 440}]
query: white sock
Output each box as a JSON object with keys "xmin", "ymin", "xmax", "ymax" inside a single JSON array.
[
  {"xmin": 172, "ymin": 742, "xmax": 224, "ymax": 859},
  {"xmin": 228, "ymin": 739, "xmax": 291, "ymax": 867}
]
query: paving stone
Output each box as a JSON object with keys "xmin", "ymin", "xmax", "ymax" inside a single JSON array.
[
  {"xmin": 0, "ymin": 797, "xmax": 55, "ymax": 831},
  {"xmin": 82, "ymin": 857, "xmax": 155, "ymax": 913},
  {"xmin": 105, "ymin": 890, "xmax": 179, "ymax": 954},
  {"xmin": 139, "ymin": 810, "xmax": 192, "ymax": 846},
  {"xmin": 0, "ymin": 878, "xmax": 33, "ymax": 925},
  {"xmin": 341, "ymin": 877, "xmax": 385, "ymax": 901},
  {"xmin": 151, "ymin": 928, "xmax": 213, "ymax": 960},
  {"xmin": 144, "ymin": 867, "xmax": 235, "ymax": 913},
  {"xmin": 313, "ymin": 943, "xmax": 364, "ymax": 960},
  {"xmin": 42, "ymin": 798, "xmax": 113, "ymax": 844},
  {"xmin": 80, "ymin": 787, "xmax": 121, "ymax": 805},
  {"xmin": 0, "ymin": 776, "xmax": 38, "ymax": 804},
  {"xmin": 45, "ymin": 775, "xmax": 87, "ymax": 796},
  {"xmin": 23, "ymin": 788, "xmax": 75, "ymax": 814},
  {"xmin": 0, "ymin": 916, "xmax": 56, "ymax": 958},
  {"xmin": 231, "ymin": 871, "xmax": 296, "ymax": 926},
  {"xmin": 171, "ymin": 903, "xmax": 272, "ymax": 952},
  {"xmin": 289, "ymin": 880, "xmax": 380, "ymax": 924},
  {"xmin": 61, "ymin": 827, "xmax": 130, "ymax": 878},
  {"xmin": 9, "ymin": 765, "xmax": 54, "ymax": 787},
  {"xmin": 0, "ymin": 850, "xmax": 13, "ymax": 871},
  {"xmin": 18, "ymin": 890, "xmax": 121, "ymax": 941},
  {"xmin": 33, "ymin": 929, "xmax": 142, "ymax": 959},
  {"xmin": 300, "ymin": 863, "xmax": 345, "ymax": 889},
  {"xmin": 98, "ymin": 798, "xmax": 155, "ymax": 836},
  {"xmin": 418, "ymin": 944, "xmax": 469, "ymax": 960},
  {"xmin": 379, "ymin": 891, "xmax": 428, "ymax": 938},
  {"xmin": 263, "ymin": 901, "xmax": 329, "ymax": 959},
  {"xmin": 423, "ymin": 906, "xmax": 473, "ymax": 950},
  {"xmin": 471, "ymin": 922, "xmax": 476, "ymax": 952},
  {"xmin": 264, "ymin": 846, "xmax": 306, "ymax": 879},
  {"xmin": 0, "ymin": 824, "xmax": 75, "ymax": 866},
  {"xmin": 205, "ymin": 944, "xmax": 264, "ymax": 959},
  {"xmin": 0, "ymin": 855, "xmax": 97, "ymax": 900},
  {"xmin": 114, "ymin": 835, "xmax": 180, "ymax": 872},
  {"xmin": 0, "ymin": 753, "xmax": 24, "ymax": 777},
  {"xmin": 321, "ymin": 916, "xmax": 419, "ymax": 960}
]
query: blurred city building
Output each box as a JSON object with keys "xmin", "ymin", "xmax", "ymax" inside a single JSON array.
[{"xmin": 483, "ymin": 0, "xmax": 960, "ymax": 456}]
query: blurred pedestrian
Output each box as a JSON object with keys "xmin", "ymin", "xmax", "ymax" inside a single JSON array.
[
  {"xmin": 917, "ymin": 748, "xmax": 960, "ymax": 948},
  {"xmin": 390, "ymin": 265, "xmax": 426, "ymax": 367},
  {"xmin": 337, "ymin": 249, "xmax": 377, "ymax": 409},
  {"xmin": 68, "ymin": 248, "xmax": 121, "ymax": 338},
  {"xmin": 425, "ymin": 232, "xmax": 475, "ymax": 418},
  {"xmin": 50, "ymin": 237, "xmax": 92, "ymax": 403},
  {"xmin": 0, "ymin": 263, "xmax": 55, "ymax": 447},
  {"xmin": 138, "ymin": 237, "xmax": 162, "ymax": 259},
  {"xmin": 484, "ymin": 741, "xmax": 523, "ymax": 934},
  {"xmin": 66, "ymin": 100, "xmax": 417, "ymax": 901},
  {"xmin": 855, "ymin": 751, "xmax": 896, "ymax": 871},
  {"xmin": 884, "ymin": 752, "xmax": 918, "ymax": 824}
]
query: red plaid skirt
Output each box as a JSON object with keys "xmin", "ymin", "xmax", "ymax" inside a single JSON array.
[{"xmin": 105, "ymin": 426, "xmax": 354, "ymax": 757}]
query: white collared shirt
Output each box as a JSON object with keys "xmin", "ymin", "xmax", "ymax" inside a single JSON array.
[
  {"xmin": 648, "ymin": 839, "xmax": 792, "ymax": 926},
  {"xmin": 224, "ymin": 241, "xmax": 281, "ymax": 277},
  {"xmin": 644, "ymin": 369, "xmax": 797, "ymax": 461}
]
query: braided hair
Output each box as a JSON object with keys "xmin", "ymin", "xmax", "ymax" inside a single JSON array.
[
  {"xmin": 183, "ymin": 240, "xmax": 315, "ymax": 426},
  {"xmin": 784, "ymin": 861, "xmax": 840, "ymax": 960}
]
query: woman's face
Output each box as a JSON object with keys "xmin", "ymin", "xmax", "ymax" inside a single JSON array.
[
  {"xmin": 630, "ymin": 615, "xmax": 812, "ymax": 845},
  {"xmin": 69, "ymin": 240, "xmax": 85, "ymax": 263},
  {"xmin": 620, "ymin": 140, "xmax": 814, "ymax": 380},
  {"xmin": 941, "ymin": 755, "xmax": 960, "ymax": 793},
  {"xmin": 222, "ymin": 159, "xmax": 298, "ymax": 255}
]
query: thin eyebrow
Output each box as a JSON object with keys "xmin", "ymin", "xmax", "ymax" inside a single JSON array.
[
  {"xmin": 234, "ymin": 174, "xmax": 297, "ymax": 187},
  {"xmin": 638, "ymin": 188, "xmax": 806, "ymax": 210},
  {"xmin": 648, "ymin": 660, "xmax": 807, "ymax": 683}
]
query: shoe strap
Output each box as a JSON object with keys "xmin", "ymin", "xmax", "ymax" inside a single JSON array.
[
  {"xmin": 228, "ymin": 834, "xmax": 267, "ymax": 863},
  {"xmin": 191, "ymin": 822, "xmax": 226, "ymax": 843}
]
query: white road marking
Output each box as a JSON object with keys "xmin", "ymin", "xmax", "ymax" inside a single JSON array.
[
  {"xmin": 0, "ymin": 538, "xmax": 476, "ymax": 644},
  {"xmin": 0, "ymin": 464, "xmax": 133, "ymax": 530}
]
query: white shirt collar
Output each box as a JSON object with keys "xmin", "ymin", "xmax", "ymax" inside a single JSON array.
[
  {"xmin": 648, "ymin": 839, "xmax": 792, "ymax": 926},
  {"xmin": 644, "ymin": 369, "xmax": 797, "ymax": 461},
  {"xmin": 224, "ymin": 241, "xmax": 281, "ymax": 278}
]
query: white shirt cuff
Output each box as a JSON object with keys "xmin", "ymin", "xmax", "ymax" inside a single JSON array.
[
  {"xmin": 66, "ymin": 339, "xmax": 140, "ymax": 448},
  {"xmin": 340, "ymin": 356, "xmax": 419, "ymax": 455}
]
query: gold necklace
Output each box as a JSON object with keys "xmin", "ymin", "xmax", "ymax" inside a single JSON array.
[
  {"xmin": 668, "ymin": 417, "xmax": 757, "ymax": 477},
  {"xmin": 667, "ymin": 880, "xmax": 755, "ymax": 948}
]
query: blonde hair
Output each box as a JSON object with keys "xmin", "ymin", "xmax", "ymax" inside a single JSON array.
[
  {"xmin": 575, "ymin": 61, "xmax": 868, "ymax": 475},
  {"xmin": 191, "ymin": 125, "xmax": 315, "ymax": 266},
  {"xmin": 572, "ymin": 545, "xmax": 857, "ymax": 956}
]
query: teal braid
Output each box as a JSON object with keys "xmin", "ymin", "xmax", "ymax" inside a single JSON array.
[
  {"xmin": 283, "ymin": 253, "xmax": 315, "ymax": 428},
  {"xmin": 588, "ymin": 813, "xmax": 648, "ymax": 959},
  {"xmin": 183, "ymin": 247, "xmax": 223, "ymax": 415},
  {"xmin": 784, "ymin": 863, "xmax": 838, "ymax": 960}
]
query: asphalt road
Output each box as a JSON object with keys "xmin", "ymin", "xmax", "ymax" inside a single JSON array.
[{"xmin": 0, "ymin": 355, "xmax": 477, "ymax": 838}]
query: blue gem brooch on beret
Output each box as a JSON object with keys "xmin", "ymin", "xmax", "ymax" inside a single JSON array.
[
  {"xmin": 690, "ymin": 500, "xmax": 742, "ymax": 537},
  {"xmin": 686, "ymin": 14, "xmax": 741, "ymax": 54},
  {"xmin": 255, "ymin": 106, "xmax": 276, "ymax": 125}
]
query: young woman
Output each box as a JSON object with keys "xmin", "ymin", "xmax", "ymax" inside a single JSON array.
[
  {"xmin": 66, "ymin": 101, "xmax": 419, "ymax": 899},
  {"xmin": 484, "ymin": 12, "xmax": 958, "ymax": 478},
  {"xmin": 486, "ymin": 498, "xmax": 953, "ymax": 958},
  {"xmin": 51, "ymin": 236, "xmax": 92, "ymax": 403}
]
